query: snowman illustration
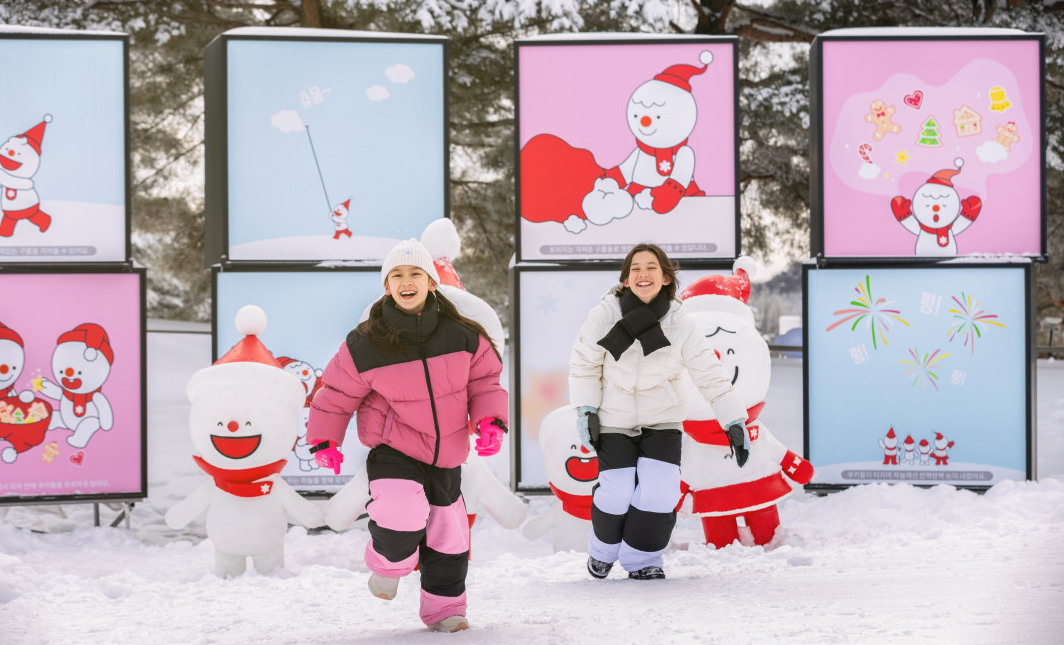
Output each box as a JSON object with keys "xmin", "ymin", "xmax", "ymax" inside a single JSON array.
[
  {"xmin": 0, "ymin": 322, "xmax": 52, "ymax": 464},
  {"xmin": 890, "ymin": 158, "xmax": 982, "ymax": 256},
  {"xmin": 0, "ymin": 323, "xmax": 25, "ymax": 399},
  {"xmin": 277, "ymin": 356, "xmax": 323, "ymax": 471},
  {"xmin": 37, "ymin": 323, "xmax": 114, "ymax": 449},
  {"xmin": 931, "ymin": 432, "xmax": 955, "ymax": 465},
  {"xmin": 900, "ymin": 434, "xmax": 917, "ymax": 465},
  {"xmin": 676, "ymin": 258, "xmax": 814, "ymax": 549},
  {"xmin": 917, "ymin": 438, "xmax": 932, "ymax": 466},
  {"xmin": 330, "ymin": 198, "xmax": 352, "ymax": 239},
  {"xmin": 522, "ymin": 405, "xmax": 599, "ymax": 553},
  {"xmin": 0, "ymin": 115, "xmax": 53, "ymax": 237},
  {"xmin": 520, "ymin": 51, "xmax": 713, "ymax": 229},
  {"xmin": 878, "ymin": 427, "xmax": 899, "ymax": 465},
  {"xmin": 165, "ymin": 305, "xmax": 323, "ymax": 577}
]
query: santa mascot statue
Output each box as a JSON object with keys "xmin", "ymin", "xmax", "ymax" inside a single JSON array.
[
  {"xmin": 165, "ymin": 305, "xmax": 324, "ymax": 577},
  {"xmin": 522, "ymin": 405, "xmax": 599, "ymax": 552},
  {"xmin": 677, "ymin": 258, "xmax": 813, "ymax": 549},
  {"xmin": 325, "ymin": 219, "xmax": 526, "ymax": 536}
]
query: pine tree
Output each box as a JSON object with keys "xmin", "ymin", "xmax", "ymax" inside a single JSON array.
[{"xmin": 916, "ymin": 116, "xmax": 942, "ymax": 147}]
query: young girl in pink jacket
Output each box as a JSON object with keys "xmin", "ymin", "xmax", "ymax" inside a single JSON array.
[{"xmin": 307, "ymin": 238, "xmax": 508, "ymax": 633}]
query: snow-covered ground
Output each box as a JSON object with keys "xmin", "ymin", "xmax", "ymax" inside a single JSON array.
[{"xmin": 1, "ymin": 329, "xmax": 1062, "ymax": 644}]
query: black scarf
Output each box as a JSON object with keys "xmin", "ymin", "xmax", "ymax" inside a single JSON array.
[{"xmin": 597, "ymin": 289, "xmax": 672, "ymax": 361}]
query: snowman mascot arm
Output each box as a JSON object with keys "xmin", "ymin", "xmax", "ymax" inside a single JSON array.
[
  {"xmin": 522, "ymin": 501, "xmax": 562, "ymax": 542},
  {"xmin": 271, "ymin": 475, "xmax": 325, "ymax": 528},
  {"xmin": 165, "ymin": 479, "xmax": 214, "ymax": 529},
  {"xmin": 324, "ymin": 461, "xmax": 370, "ymax": 531},
  {"xmin": 92, "ymin": 392, "xmax": 114, "ymax": 431},
  {"xmin": 462, "ymin": 454, "xmax": 528, "ymax": 530},
  {"xmin": 37, "ymin": 377, "xmax": 63, "ymax": 401}
]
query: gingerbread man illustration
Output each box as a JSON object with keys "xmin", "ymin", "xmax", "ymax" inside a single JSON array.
[
  {"xmin": 865, "ymin": 99, "xmax": 902, "ymax": 141},
  {"xmin": 993, "ymin": 122, "xmax": 1020, "ymax": 152}
]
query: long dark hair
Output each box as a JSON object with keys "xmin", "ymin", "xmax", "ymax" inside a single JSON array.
[
  {"xmin": 617, "ymin": 242, "xmax": 680, "ymax": 301},
  {"xmin": 356, "ymin": 290, "xmax": 502, "ymax": 362}
]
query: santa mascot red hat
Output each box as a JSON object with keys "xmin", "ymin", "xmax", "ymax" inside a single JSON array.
[
  {"xmin": 186, "ymin": 305, "xmax": 303, "ymax": 405},
  {"xmin": 57, "ymin": 323, "xmax": 113, "ymax": 364},
  {"xmin": 421, "ymin": 217, "xmax": 465, "ymax": 290},
  {"xmin": 654, "ymin": 51, "xmax": 714, "ymax": 92},
  {"xmin": 0, "ymin": 322, "xmax": 23, "ymax": 348},
  {"xmin": 927, "ymin": 158, "xmax": 964, "ymax": 187},
  {"xmin": 21, "ymin": 115, "xmax": 52, "ymax": 155},
  {"xmin": 679, "ymin": 256, "xmax": 757, "ymax": 327}
]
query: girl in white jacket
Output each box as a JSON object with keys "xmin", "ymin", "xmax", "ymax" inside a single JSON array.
[{"xmin": 569, "ymin": 243, "xmax": 749, "ymax": 580}]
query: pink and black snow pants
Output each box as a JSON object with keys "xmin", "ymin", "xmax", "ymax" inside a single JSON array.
[{"xmin": 365, "ymin": 444, "xmax": 469, "ymax": 625}]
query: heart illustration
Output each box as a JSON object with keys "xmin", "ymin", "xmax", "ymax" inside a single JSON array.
[
  {"xmin": 69, "ymin": 451, "xmax": 85, "ymax": 467},
  {"xmin": 904, "ymin": 91, "xmax": 923, "ymax": 109}
]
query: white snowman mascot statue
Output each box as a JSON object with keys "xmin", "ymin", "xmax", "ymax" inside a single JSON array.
[
  {"xmin": 522, "ymin": 405, "xmax": 599, "ymax": 553},
  {"xmin": 678, "ymin": 258, "xmax": 814, "ymax": 549},
  {"xmin": 166, "ymin": 305, "xmax": 324, "ymax": 577},
  {"xmin": 889, "ymin": 158, "xmax": 982, "ymax": 256},
  {"xmin": 583, "ymin": 51, "xmax": 712, "ymax": 224}
]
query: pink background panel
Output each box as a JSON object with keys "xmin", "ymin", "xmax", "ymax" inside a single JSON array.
[
  {"xmin": 0, "ymin": 273, "xmax": 144, "ymax": 498},
  {"xmin": 519, "ymin": 41, "xmax": 736, "ymax": 195},
  {"xmin": 821, "ymin": 38, "xmax": 1042, "ymax": 257}
]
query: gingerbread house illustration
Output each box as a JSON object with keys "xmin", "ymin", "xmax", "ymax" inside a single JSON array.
[{"xmin": 952, "ymin": 105, "xmax": 983, "ymax": 138}]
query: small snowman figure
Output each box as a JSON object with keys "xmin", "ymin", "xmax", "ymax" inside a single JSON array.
[
  {"xmin": 0, "ymin": 115, "xmax": 53, "ymax": 237},
  {"xmin": 890, "ymin": 158, "xmax": 982, "ymax": 256},
  {"xmin": 0, "ymin": 322, "xmax": 25, "ymax": 399},
  {"xmin": 38, "ymin": 323, "xmax": 114, "ymax": 449},
  {"xmin": 584, "ymin": 52, "xmax": 713, "ymax": 223},
  {"xmin": 931, "ymin": 432, "xmax": 955, "ymax": 466},
  {"xmin": 900, "ymin": 434, "xmax": 917, "ymax": 465},
  {"xmin": 1, "ymin": 322, "xmax": 44, "ymax": 464},
  {"xmin": 165, "ymin": 305, "xmax": 324, "ymax": 577},
  {"xmin": 677, "ymin": 258, "xmax": 814, "ymax": 549},
  {"xmin": 522, "ymin": 405, "xmax": 599, "ymax": 553},
  {"xmin": 330, "ymin": 198, "xmax": 352, "ymax": 239},
  {"xmin": 878, "ymin": 427, "xmax": 899, "ymax": 465}
]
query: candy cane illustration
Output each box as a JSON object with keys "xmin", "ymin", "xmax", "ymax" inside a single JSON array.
[{"xmin": 859, "ymin": 143, "xmax": 873, "ymax": 164}]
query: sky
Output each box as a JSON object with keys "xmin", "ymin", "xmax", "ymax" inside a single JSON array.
[{"xmin": 0, "ymin": 329, "xmax": 1062, "ymax": 643}]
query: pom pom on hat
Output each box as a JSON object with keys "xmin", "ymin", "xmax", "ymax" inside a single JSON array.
[
  {"xmin": 215, "ymin": 305, "xmax": 280, "ymax": 367},
  {"xmin": 0, "ymin": 322, "xmax": 23, "ymax": 347},
  {"xmin": 380, "ymin": 238, "xmax": 441, "ymax": 286}
]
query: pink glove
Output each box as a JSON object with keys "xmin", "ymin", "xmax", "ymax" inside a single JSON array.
[
  {"xmin": 309, "ymin": 440, "xmax": 344, "ymax": 475},
  {"xmin": 475, "ymin": 418, "xmax": 506, "ymax": 457}
]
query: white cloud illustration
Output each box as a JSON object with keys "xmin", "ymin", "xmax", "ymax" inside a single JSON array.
[
  {"xmin": 563, "ymin": 215, "xmax": 587, "ymax": 234},
  {"xmin": 386, "ymin": 63, "xmax": 415, "ymax": 84},
  {"xmin": 271, "ymin": 109, "xmax": 303, "ymax": 133},
  {"xmin": 976, "ymin": 140, "xmax": 1009, "ymax": 164},
  {"xmin": 366, "ymin": 85, "xmax": 390, "ymax": 101}
]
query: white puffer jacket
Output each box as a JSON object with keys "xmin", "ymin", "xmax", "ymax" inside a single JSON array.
[{"xmin": 569, "ymin": 285, "xmax": 747, "ymax": 430}]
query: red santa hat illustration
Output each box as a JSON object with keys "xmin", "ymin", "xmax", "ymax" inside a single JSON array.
[
  {"xmin": 20, "ymin": 115, "xmax": 52, "ymax": 155},
  {"xmin": 927, "ymin": 158, "xmax": 964, "ymax": 187},
  {"xmin": 679, "ymin": 256, "xmax": 757, "ymax": 326},
  {"xmin": 186, "ymin": 305, "xmax": 303, "ymax": 404},
  {"xmin": 935, "ymin": 432, "xmax": 945, "ymax": 441},
  {"xmin": 421, "ymin": 218, "xmax": 465, "ymax": 290},
  {"xmin": 58, "ymin": 323, "xmax": 113, "ymax": 364},
  {"xmin": 653, "ymin": 51, "xmax": 714, "ymax": 92},
  {"xmin": 333, "ymin": 199, "xmax": 351, "ymax": 216},
  {"xmin": 0, "ymin": 322, "xmax": 23, "ymax": 347},
  {"xmin": 886, "ymin": 427, "xmax": 896, "ymax": 439},
  {"xmin": 903, "ymin": 434, "xmax": 915, "ymax": 447}
]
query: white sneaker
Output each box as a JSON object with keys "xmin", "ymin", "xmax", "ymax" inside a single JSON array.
[
  {"xmin": 427, "ymin": 616, "xmax": 470, "ymax": 633},
  {"xmin": 367, "ymin": 573, "xmax": 399, "ymax": 600}
]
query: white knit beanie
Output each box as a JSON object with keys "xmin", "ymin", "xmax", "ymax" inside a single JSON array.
[{"xmin": 380, "ymin": 238, "xmax": 441, "ymax": 286}]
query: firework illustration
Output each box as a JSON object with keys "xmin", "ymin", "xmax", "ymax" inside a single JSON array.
[
  {"xmin": 826, "ymin": 275, "xmax": 910, "ymax": 349},
  {"xmin": 899, "ymin": 347, "xmax": 950, "ymax": 391},
  {"xmin": 947, "ymin": 292, "xmax": 1005, "ymax": 354}
]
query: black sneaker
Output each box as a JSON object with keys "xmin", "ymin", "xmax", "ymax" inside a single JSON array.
[
  {"xmin": 628, "ymin": 566, "xmax": 665, "ymax": 580},
  {"xmin": 587, "ymin": 556, "xmax": 613, "ymax": 579}
]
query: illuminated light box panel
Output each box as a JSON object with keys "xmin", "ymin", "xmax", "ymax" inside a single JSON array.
[
  {"xmin": 203, "ymin": 27, "xmax": 449, "ymax": 265},
  {"xmin": 515, "ymin": 35, "xmax": 740, "ymax": 263},
  {"xmin": 809, "ymin": 28, "xmax": 1045, "ymax": 260},
  {"xmin": 803, "ymin": 260, "xmax": 1035, "ymax": 491},
  {"xmin": 0, "ymin": 28, "xmax": 130, "ymax": 263},
  {"xmin": 0, "ymin": 266, "xmax": 146, "ymax": 505}
]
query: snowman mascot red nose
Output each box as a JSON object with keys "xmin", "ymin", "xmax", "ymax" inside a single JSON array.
[
  {"xmin": 677, "ymin": 257, "xmax": 814, "ymax": 549},
  {"xmin": 165, "ymin": 305, "xmax": 324, "ymax": 577}
]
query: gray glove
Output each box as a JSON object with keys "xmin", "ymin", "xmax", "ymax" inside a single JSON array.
[
  {"xmin": 724, "ymin": 420, "xmax": 750, "ymax": 468},
  {"xmin": 576, "ymin": 405, "xmax": 599, "ymax": 451}
]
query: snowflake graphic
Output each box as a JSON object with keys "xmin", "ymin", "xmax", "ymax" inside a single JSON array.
[
  {"xmin": 537, "ymin": 293, "xmax": 559, "ymax": 315},
  {"xmin": 947, "ymin": 292, "xmax": 1005, "ymax": 354},
  {"xmin": 658, "ymin": 159, "xmax": 672, "ymax": 173},
  {"xmin": 562, "ymin": 278, "xmax": 576, "ymax": 291},
  {"xmin": 899, "ymin": 347, "xmax": 950, "ymax": 391},
  {"xmin": 825, "ymin": 275, "xmax": 909, "ymax": 350}
]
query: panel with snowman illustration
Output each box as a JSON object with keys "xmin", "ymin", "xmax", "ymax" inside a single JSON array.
[
  {"xmin": 214, "ymin": 266, "xmax": 383, "ymax": 492},
  {"xmin": 516, "ymin": 36, "xmax": 740, "ymax": 262},
  {"xmin": 0, "ymin": 30, "xmax": 129, "ymax": 263},
  {"xmin": 803, "ymin": 262, "xmax": 1034, "ymax": 490},
  {"xmin": 0, "ymin": 267, "xmax": 145, "ymax": 504},
  {"xmin": 511, "ymin": 263, "xmax": 742, "ymax": 490},
  {"xmin": 204, "ymin": 28, "xmax": 447, "ymax": 265},
  {"xmin": 810, "ymin": 29, "xmax": 1045, "ymax": 259}
]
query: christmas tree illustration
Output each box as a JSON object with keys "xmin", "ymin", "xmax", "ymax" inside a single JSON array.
[{"xmin": 916, "ymin": 116, "xmax": 942, "ymax": 147}]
